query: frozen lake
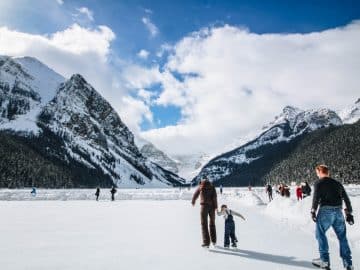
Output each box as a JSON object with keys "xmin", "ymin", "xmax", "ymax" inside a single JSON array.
[{"xmin": 0, "ymin": 187, "xmax": 359, "ymax": 270}]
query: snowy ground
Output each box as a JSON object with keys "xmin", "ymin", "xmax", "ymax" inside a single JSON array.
[{"xmin": 0, "ymin": 186, "xmax": 359, "ymax": 270}]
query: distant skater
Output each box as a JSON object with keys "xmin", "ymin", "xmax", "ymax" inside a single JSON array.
[
  {"xmin": 296, "ymin": 185, "xmax": 303, "ymax": 201},
  {"xmin": 220, "ymin": 185, "xmax": 223, "ymax": 195},
  {"xmin": 95, "ymin": 187, "xmax": 100, "ymax": 201},
  {"xmin": 311, "ymin": 165, "xmax": 354, "ymax": 270},
  {"xmin": 192, "ymin": 176, "xmax": 218, "ymax": 248},
  {"xmin": 217, "ymin": 204, "xmax": 245, "ymax": 248},
  {"xmin": 302, "ymin": 181, "xmax": 312, "ymax": 198},
  {"xmin": 110, "ymin": 186, "xmax": 117, "ymax": 201},
  {"xmin": 265, "ymin": 184, "xmax": 273, "ymax": 201},
  {"xmin": 31, "ymin": 187, "xmax": 36, "ymax": 197}
]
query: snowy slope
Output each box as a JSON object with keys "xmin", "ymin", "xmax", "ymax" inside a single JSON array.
[
  {"xmin": 137, "ymin": 136, "xmax": 211, "ymax": 182},
  {"xmin": 139, "ymin": 141, "xmax": 179, "ymax": 174},
  {"xmin": 172, "ymin": 153, "xmax": 212, "ymax": 181},
  {"xmin": 339, "ymin": 98, "xmax": 360, "ymax": 124},
  {"xmin": 0, "ymin": 56, "xmax": 64, "ymax": 133},
  {"xmin": 195, "ymin": 106, "xmax": 342, "ymax": 184}
]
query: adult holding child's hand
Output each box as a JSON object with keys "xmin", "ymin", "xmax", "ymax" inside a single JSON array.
[{"xmin": 192, "ymin": 176, "xmax": 218, "ymax": 248}]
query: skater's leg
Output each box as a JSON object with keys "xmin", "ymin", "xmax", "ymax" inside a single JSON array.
[
  {"xmin": 209, "ymin": 207, "xmax": 217, "ymax": 244},
  {"xmin": 224, "ymin": 222, "xmax": 230, "ymax": 247},
  {"xmin": 200, "ymin": 206, "xmax": 210, "ymax": 246},
  {"xmin": 332, "ymin": 209, "xmax": 352, "ymax": 268},
  {"xmin": 315, "ymin": 209, "xmax": 333, "ymax": 265},
  {"xmin": 229, "ymin": 222, "xmax": 236, "ymax": 245}
]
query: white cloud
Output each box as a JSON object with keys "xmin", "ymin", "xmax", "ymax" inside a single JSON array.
[
  {"xmin": 137, "ymin": 49, "xmax": 150, "ymax": 59},
  {"xmin": 142, "ymin": 17, "xmax": 159, "ymax": 37},
  {"xmin": 56, "ymin": 0, "xmax": 64, "ymax": 5},
  {"xmin": 0, "ymin": 24, "xmax": 152, "ymax": 137},
  {"xmin": 134, "ymin": 21, "xmax": 360, "ymax": 156},
  {"xmin": 76, "ymin": 7, "xmax": 94, "ymax": 21},
  {"xmin": 144, "ymin": 8, "xmax": 153, "ymax": 14},
  {"xmin": 118, "ymin": 96, "xmax": 153, "ymax": 134}
]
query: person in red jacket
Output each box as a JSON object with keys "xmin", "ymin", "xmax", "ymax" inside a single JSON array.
[{"xmin": 296, "ymin": 185, "xmax": 303, "ymax": 201}]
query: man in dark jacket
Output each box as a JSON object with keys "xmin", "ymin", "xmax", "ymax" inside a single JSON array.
[
  {"xmin": 311, "ymin": 165, "xmax": 354, "ymax": 270},
  {"xmin": 192, "ymin": 176, "xmax": 218, "ymax": 248},
  {"xmin": 110, "ymin": 186, "xmax": 117, "ymax": 201}
]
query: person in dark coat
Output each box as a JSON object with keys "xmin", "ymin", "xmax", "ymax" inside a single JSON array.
[
  {"xmin": 192, "ymin": 176, "xmax": 218, "ymax": 248},
  {"xmin": 95, "ymin": 187, "xmax": 100, "ymax": 201},
  {"xmin": 302, "ymin": 181, "xmax": 312, "ymax": 197},
  {"xmin": 266, "ymin": 184, "xmax": 273, "ymax": 201},
  {"xmin": 311, "ymin": 165, "xmax": 354, "ymax": 270},
  {"xmin": 110, "ymin": 186, "xmax": 117, "ymax": 201}
]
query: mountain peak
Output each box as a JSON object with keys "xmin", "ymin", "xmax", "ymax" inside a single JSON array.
[
  {"xmin": 356, "ymin": 98, "xmax": 360, "ymax": 104},
  {"xmin": 69, "ymin": 74, "xmax": 87, "ymax": 85},
  {"xmin": 282, "ymin": 105, "xmax": 303, "ymax": 116}
]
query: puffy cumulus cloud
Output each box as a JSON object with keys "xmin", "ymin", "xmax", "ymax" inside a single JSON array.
[
  {"xmin": 142, "ymin": 17, "xmax": 159, "ymax": 37},
  {"xmin": 50, "ymin": 24, "xmax": 114, "ymax": 59},
  {"xmin": 0, "ymin": 24, "xmax": 115, "ymax": 62},
  {"xmin": 0, "ymin": 24, "xmax": 153, "ymax": 137},
  {"xmin": 137, "ymin": 49, "xmax": 150, "ymax": 59},
  {"xmin": 137, "ymin": 21, "xmax": 360, "ymax": 156}
]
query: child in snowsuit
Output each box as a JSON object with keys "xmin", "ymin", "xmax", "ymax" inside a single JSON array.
[{"xmin": 217, "ymin": 204, "xmax": 245, "ymax": 248}]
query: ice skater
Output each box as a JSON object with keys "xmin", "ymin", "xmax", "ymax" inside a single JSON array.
[
  {"xmin": 95, "ymin": 187, "xmax": 100, "ymax": 201},
  {"xmin": 217, "ymin": 204, "xmax": 245, "ymax": 248},
  {"xmin": 266, "ymin": 184, "xmax": 273, "ymax": 201},
  {"xmin": 220, "ymin": 185, "xmax": 223, "ymax": 195},
  {"xmin": 110, "ymin": 186, "xmax": 117, "ymax": 201},
  {"xmin": 302, "ymin": 181, "xmax": 312, "ymax": 197},
  {"xmin": 296, "ymin": 185, "xmax": 303, "ymax": 201},
  {"xmin": 30, "ymin": 187, "xmax": 36, "ymax": 197},
  {"xmin": 192, "ymin": 176, "xmax": 218, "ymax": 248},
  {"xmin": 311, "ymin": 165, "xmax": 354, "ymax": 270}
]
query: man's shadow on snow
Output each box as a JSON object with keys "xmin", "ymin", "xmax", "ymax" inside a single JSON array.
[{"xmin": 209, "ymin": 246, "xmax": 313, "ymax": 269}]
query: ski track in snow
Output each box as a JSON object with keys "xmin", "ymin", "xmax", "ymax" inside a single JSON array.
[{"xmin": 0, "ymin": 186, "xmax": 359, "ymax": 270}]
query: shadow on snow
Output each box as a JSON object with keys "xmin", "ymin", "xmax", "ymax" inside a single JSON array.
[{"xmin": 209, "ymin": 246, "xmax": 313, "ymax": 269}]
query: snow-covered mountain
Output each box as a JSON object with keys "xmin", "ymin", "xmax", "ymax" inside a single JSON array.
[
  {"xmin": 194, "ymin": 106, "xmax": 342, "ymax": 185},
  {"xmin": 339, "ymin": 98, "xmax": 360, "ymax": 124},
  {"xmin": 0, "ymin": 56, "xmax": 185, "ymax": 188},
  {"xmin": 139, "ymin": 142, "xmax": 179, "ymax": 174},
  {"xmin": 0, "ymin": 56, "xmax": 65, "ymax": 133},
  {"xmin": 172, "ymin": 153, "xmax": 212, "ymax": 181}
]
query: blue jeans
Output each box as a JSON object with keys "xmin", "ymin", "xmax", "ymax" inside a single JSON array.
[{"xmin": 315, "ymin": 207, "xmax": 352, "ymax": 267}]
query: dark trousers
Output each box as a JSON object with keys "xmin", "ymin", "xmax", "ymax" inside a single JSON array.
[
  {"xmin": 224, "ymin": 217, "xmax": 237, "ymax": 246},
  {"xmin": 200, "ymin": 205, "xmax": 216, "ymax": 245},
  {"xmin": 111, "ymin": 194, "xmax": 115, "ymax": 201}
]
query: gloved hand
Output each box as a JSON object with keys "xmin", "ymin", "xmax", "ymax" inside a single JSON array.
[
  {"xmin": 344, "ymin": 209, "xmax": 354, "ymax": 225},
  {"xmin": 311, "ymin": 211, "xmax": 317, "ymax": 222},
  {"xmin": 346, "ymin": 213, "xmax": 354, "ymax": 225}
]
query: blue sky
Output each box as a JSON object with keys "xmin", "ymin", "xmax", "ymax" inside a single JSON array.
[{"xmin": 1, "ymin": 0, "xmax": 360, "ymax": 155}]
